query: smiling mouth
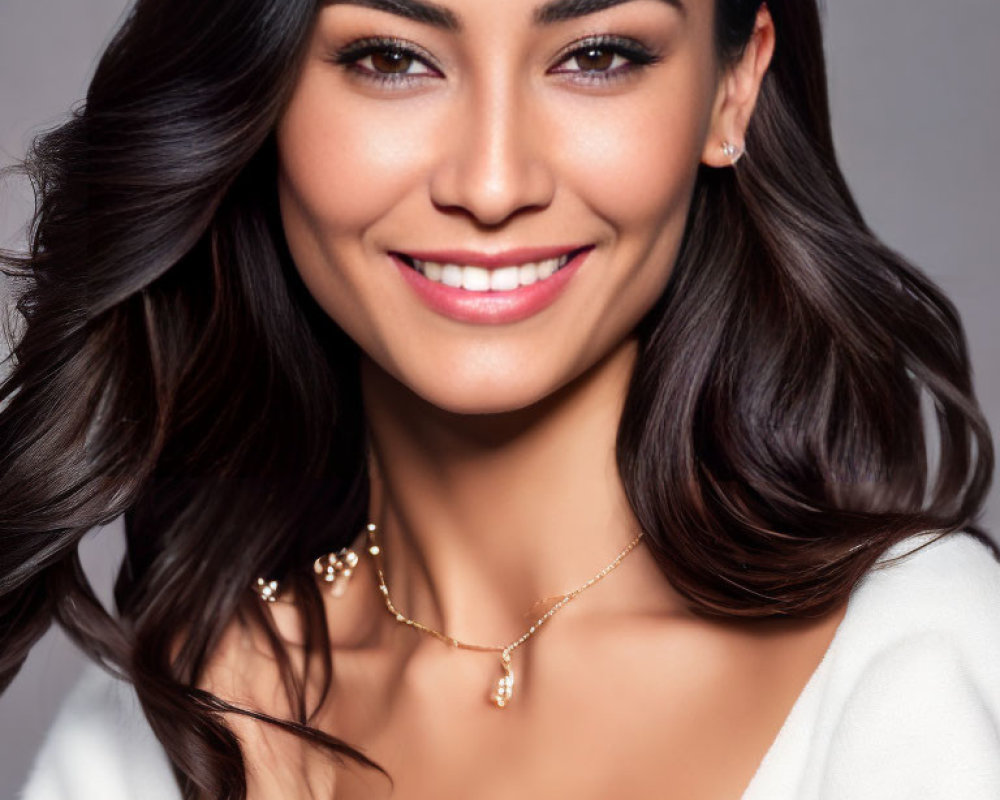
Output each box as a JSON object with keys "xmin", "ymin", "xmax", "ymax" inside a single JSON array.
[{"xmin": 394, "ymin": 247, "xmax": 591, "ymax": 293}]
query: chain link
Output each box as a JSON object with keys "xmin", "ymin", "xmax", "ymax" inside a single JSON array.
[{"xmin": 365, "ymin": 522, "xmax": 645, "ymax": 658}]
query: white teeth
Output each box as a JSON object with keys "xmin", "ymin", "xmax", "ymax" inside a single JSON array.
[
  {"xmin": 440, "ymin": 264, "xmax": 463, "ymax": 288},
  {"xmin": 461, "ymin": 266, "xmax": 491, "ymax": 291},
  {"xmin": 424, "ymin": 262, "xmax": 443, "ymax": 281},
  {"xmin": 411, "ymin": 254, "xmax": 572, "ymax": 292},
  {"xmin": 490, "ymin": 266, "xmax": 521, "ymax": 291}
]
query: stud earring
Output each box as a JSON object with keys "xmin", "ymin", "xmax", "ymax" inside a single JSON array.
[
  {"xmin": 721, "ymin": 140, "xmax": 746, "ymax": 165},
  {"xmin": 313, "ymin": 547, "xmax": 360, "ymax": 598},
  {"xmin": 254, "ymin": 546, "xmax": 361, "ymax": 603},
  {"xmin": 255, "ymin": 577, "xmax": 280, "ymax": 603}
]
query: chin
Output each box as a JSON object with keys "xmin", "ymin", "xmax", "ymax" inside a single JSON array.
[
  {"xmin": 361, "ymin": 331, "xmax": 636, "ymax": 420},
  {"xmin": 409, "ymin": 376, "xmax": 562, "ymax": 418},
  {"xmin": 365, "ymin": 353, "xmax": 572, "ymax": 419}
]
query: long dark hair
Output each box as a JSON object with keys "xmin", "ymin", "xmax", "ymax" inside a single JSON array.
[{"xmin": 1, "ymin": 0, "xmax": 993, "ymax": 796}]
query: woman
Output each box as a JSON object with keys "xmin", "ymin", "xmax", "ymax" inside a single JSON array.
[{"xmin": 2, "ymin": 0, "xmax": 998, "ymax": 797}]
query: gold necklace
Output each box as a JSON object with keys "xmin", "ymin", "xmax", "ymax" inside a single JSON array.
[
  {"xmin": 253, "ymin": 524, "xmax": 646, "ymax": 708},
  {"xmin": 364, "ymin": 522, "xmax": 645, "ymax": 709}
]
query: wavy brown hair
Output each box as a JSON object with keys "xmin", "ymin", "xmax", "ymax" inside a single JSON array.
[{"xmin": 1, "ymin": 0, "xmax": 994, "ymax": 796}]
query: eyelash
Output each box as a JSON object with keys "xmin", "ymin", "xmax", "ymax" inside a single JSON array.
[{"xmin": 329, "ymin": 34, "xmax": 662, "ymax": 89}]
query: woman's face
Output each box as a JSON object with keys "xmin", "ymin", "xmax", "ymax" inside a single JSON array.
[{"xmin": 276, "ymin": 0, "xmax": 729, "ymax": 414}]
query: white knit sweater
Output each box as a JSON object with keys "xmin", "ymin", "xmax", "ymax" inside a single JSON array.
[{"xmin": 20, "ymin": 530, "xmax": 1000, "ymax": 799}]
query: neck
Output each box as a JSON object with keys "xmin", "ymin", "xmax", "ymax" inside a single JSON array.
[{"xmin": 356, "ymin": 337, "xmax": 683, "ymax": 647}]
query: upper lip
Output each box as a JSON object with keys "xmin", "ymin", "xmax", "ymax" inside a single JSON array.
[{"xmin": 392, "ymin": 244, "xmax": 592, "ymax": 270}]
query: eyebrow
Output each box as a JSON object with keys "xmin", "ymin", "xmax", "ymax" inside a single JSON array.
[
  {"xmin": 535, "ymin": 0, "xmax": 684, "ymax": 25},
  {"xmin": 322, "ymin": 0, "xmax": 685, "ymax": 32}
]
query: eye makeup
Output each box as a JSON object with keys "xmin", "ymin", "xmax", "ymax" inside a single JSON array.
[
  {"xmin": 327, "ymin": 33, "xmax": 664, "ymax": 89},
  {"xmin": 328, "ymin": 35, "xmax": 442, "ymax": 87},
  {"xmin": 550, "ymin": 34, "xmax": 665, "ymax": 85}
]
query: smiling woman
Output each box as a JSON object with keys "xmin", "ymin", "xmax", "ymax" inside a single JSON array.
[
  {"xmin": 280, "ymin": 0, "xmax": 726, "ymax": 413},
  {"xmin": 1, "ymin": 1, "xmax": 998, "ymax": 799}
]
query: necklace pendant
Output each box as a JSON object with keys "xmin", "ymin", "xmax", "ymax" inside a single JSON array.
[{"xmin": 490, "ymin": 650, "xmax": 515, "ymax": 708}]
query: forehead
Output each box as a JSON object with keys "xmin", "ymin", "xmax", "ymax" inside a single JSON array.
[{"xmin": 319, "ymin": 0, "xmax": 688, "ymax": 31}]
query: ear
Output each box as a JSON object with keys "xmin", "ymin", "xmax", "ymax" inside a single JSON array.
[{"xmin": 701, "ymin": 5, "xmax": 776, "ymax": 168}]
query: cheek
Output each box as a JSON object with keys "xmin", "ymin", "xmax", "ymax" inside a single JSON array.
[
  {"xmin": 274, "ymin": 67, "xmax": 432, "ymax": 240},
  {"xmin": 273, "ymin": 66, "xmax": 446, "ymax": 347},
  {"xmin": 555, "ymin": 92, "xmax": 709, "ymax": 234},
  {"xmin": 547, "ymin": 30, "xmax": 720, "ymax": 241}
]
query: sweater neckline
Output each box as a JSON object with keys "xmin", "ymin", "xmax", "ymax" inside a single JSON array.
[{"xmin": 737, "ymin": 531, "xmax": 946, "ymax": 799}]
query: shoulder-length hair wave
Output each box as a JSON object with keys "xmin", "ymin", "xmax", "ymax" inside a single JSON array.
[{"xmin": 0, "ymin": 0, "xmax": 993, "ymax": 796}]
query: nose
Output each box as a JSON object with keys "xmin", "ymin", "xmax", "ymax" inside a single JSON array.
[{"xmin": 428, "ymin": 75, "xmax": 556, "ymax": 227}]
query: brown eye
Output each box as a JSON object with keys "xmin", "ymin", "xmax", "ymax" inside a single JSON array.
[
  {"xmin": 370, "ymin": 49, "xmax": 414, "ymax": 74},
  {"xmin": 332, "ymin": 38, "xmax": 439, "ymax": 86},
  {"xmin": 573, "ymin": 47, "xmax": 616, "ymax": 72},
  {"xmin": 549, "ymin": 36, "xmax": 661, "ymax": 84}
]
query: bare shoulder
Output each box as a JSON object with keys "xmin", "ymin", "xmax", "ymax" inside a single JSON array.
[{"xmin": 196, "ymin": 598, "xmax": 344, "ymax": 800}]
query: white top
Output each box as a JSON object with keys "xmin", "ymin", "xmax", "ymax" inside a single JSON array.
[{"xmin": 19, "ymin": 530, "xmax": 1000, "ymax": 800}]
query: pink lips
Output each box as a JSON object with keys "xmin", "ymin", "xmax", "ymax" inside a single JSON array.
[{"xmin": 391, "ymin": 245, "xmax": 593, "ymax": 325}]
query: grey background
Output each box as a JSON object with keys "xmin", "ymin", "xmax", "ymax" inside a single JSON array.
[{"xmin": 1, "ymin": 0, "xmax": 998, "ymax": 793}]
